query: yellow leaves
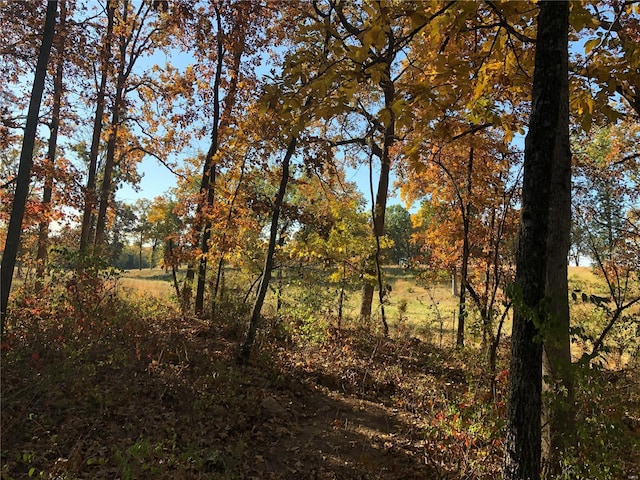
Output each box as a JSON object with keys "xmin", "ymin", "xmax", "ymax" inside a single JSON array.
[
  {"xmin": 184, "ymin": 64, "xmax": 195, "ymax": 82},
  {"xmin": 409, "ymin": 11, "xmax": 427, "ymax": 30},
  {"xmin": 390, "ymin": 98, "xmax": 407, "ymax": 117},
  {"xmin": 364, "ymin": 62, "xmax": 387, "ymax": 85},
  {"xmin": 361, "ymin": 24, "xmax": 386, "ymax": 51},
  {"xmin": 392, "ymin": 98, "xmax": 414, "ymax": 131},
  {"xmin": 584, "ymin": 38, "xmax": 600, "ymax": 55},
  {"xmin": 378, "ymin": 108, "xmax": 392, "ymax": 128},
  {"xmin": 571, "ymin": 90, "xmax": 596, "ymax": 132},
  {"xmin": 466, "ymin": 96, "xmax": 501, "ymax": 127},
  {"xmin": 569, "ymin": 2, "xmax": 600, "ymax": 32}
]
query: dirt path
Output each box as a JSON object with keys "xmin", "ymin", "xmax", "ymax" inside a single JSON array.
[{"xmin": 249, "ymin": 384, "xmax": 438, "ymax": 479}]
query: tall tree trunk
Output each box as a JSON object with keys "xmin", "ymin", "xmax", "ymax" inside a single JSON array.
[
  {"xmin": 456, "ymin": 147, "xmax": 473, "ymax": 347},
  {"xmin": 138, "ymin": 230, "xmax": 143, "ymax": 269},
  {"xmin": 359, "ymin": 281, "xmax": 375, "ymax": 321},
  {"xmin": 195, "ymin": 6, "xmax": 224, "ymax": 317},
  {"xmin": 167, "ymin": 239, "xmax": 181, "ymax": 300},
  {"xmin": 0, "ymin": 0, "xmax": 57, "ymax": 335},
  {"xmin": 275, "ymin": 226, "xmax": 287, "ymax": 314},
  {"xmin": 94, "ymin": 1, "xmax": 128, "ymax": 253},
  {"xmin": 36, "ymin": 0, "xmax": 66, "ymax": 284},
  {"xmin": 457, "ymin": 147, "xmax": 474, "ymax": 347},
  {"xmin": 503, "ymin": 3, "xmax": 568, "ymax": 480},
  {"xmin": 360, "ymin": 61, "xmax": 395, "ymax": 335},
  {"xmin": 195, "ymin": 6, "xmax": 246, "ymax": 316},
  {"xmin": 79, "ymin": 0, "xmax": 114, "ymax": 253},
  {"xmin": 542, "ymin": 20, "xmax": 575, "ymax": 475},
  {"xmin": 93, "ymin": 86, "xmax": 122, "ymax": 252},
  {"xmin": 238, "ymin": 137, "xmax": 297, "ymax": 364}
]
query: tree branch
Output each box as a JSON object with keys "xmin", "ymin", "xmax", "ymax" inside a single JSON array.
[{"xmin": 485, "ymin": 1, "xmax": 536, "ymax": 44}]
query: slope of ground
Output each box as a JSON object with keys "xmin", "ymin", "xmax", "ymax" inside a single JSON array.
[{"xmin": 1, "ymin": 268, "xmax": 638, "ymax": 479}]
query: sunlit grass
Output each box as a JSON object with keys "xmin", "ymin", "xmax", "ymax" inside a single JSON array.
[
  {"xmin": 116, "ymin": 265, "xmax": 637, "ymax": 361},
  {"xmin": 568, "ymin": 265, "xmax": 608, "ymax": 293},
  {"xmin": 118, "ymin": 277, "xmax": 175, "ymax": 299}
]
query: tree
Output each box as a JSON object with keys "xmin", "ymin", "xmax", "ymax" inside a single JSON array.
[
  {"xmin": 79, "ymin": 0, "xmax": 115, "ymax": 254},
  {"xmin": 383, "ymin": 204, "xmax": 413, "ymax": 265},
  {"xmin": 503, "ymin": 2, "xmax": 569, "ymax": 479},
  {"xmin": 35, "ymin": 0, "xmax": 68, "ymax": 284},
  {"xmin": 93, "ymin": 0, "xmax": 168, "ymax": 253},
  {"xmin": 396, "ymin": 0, "xmax": 538, "ymax": 347},
  {"xmin": 0, "ymin": 0, "xmax": 57, "ymax": 336},
  {"xmin": 238, "ymin": 135, "xmax": 297, "ymax": 363},
  {"xmin": 132, "ymin": 198, "xmax": 152, "ymax": 269},
  {"xmin": 571, "ymin": 1, "xmax": 640, "ymax": 124},
  {"xmin": 147, "ymin": 194, "xmax": 184, "ymax": 300},
  {"xmin": 569, "ymin": 220, "xmax": 588, "ymax": 267},
  {"xmin": 574, "ymin": 119, "xmax": 640, "ymax": 365},
  {"xmin": 278, "ymin": 1, "xmax": 469, "ymax": 333},
  {"xmin": 541, "ymin": 1, "xmax": 574, "ymax": 469},
  {"xmin": 404, "ymin": 133, "xmax": 520, "ymax": 357},
  {"xmin": 190, "ymin": 1, "xmax": 260, "ymax": 317}
]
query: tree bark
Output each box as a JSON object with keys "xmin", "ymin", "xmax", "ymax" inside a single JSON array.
[
  {"xmin": 1, "ymin": 0, "xmax": 57, "ymax": 335},
  {"xmin": 93, "ymin": 86, "xmax": 122, "ymax": 253},
  {"xmin": 359, "ymin": 281, "xmax": 375, "ymax": 321},
  {"xmin": 503, "ymin": 2, "xmax": 568, "ymax": 480},
  {"xmin": 238, "ymin": 137, "xmax": 297, "ymax": 363},
  {"xmin": 542, "ymin": 12, "xmax": 575, "ymax": 473},
  {"xmin": 94, "ymin": 1, "xmax": 159, "ymax": 255},
  {"xmin": 94, "ymin": 1, "xmax": 129, "ymax": 253}
]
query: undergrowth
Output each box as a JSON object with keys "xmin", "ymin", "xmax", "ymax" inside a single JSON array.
[{"xmin": 1, "ymin": 278, "xmax": 638, "ymax": 479}]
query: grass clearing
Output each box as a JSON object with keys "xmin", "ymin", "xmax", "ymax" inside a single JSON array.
[{"xmin": 119, "ymin": 277, "xmax": 175, "ymax": 299}]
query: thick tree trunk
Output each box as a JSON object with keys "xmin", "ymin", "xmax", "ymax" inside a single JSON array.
[
  {"xmin": 503, "ymin": 2, "xmax": 569, "ymax": 480},
  {"xmin": 0, "ymin": 0, "xmax": 57, "ymax": 335},
  {"xmin": 238, "ymin": 137, "xmax": 297, "ymax": 363},
  {"xmin": 359, "ymin": 282, "xmax": 375, "ymax": 321},
  {"xmin": 542, "ymin": 25, "xmax": 575, "ymax": 474},
  {"xmin": 79, "ymin": 0, "xmax": 114, "ymax": 253}
]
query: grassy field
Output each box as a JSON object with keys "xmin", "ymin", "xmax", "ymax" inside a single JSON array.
[
  {"xmin": 120, "ymin": 264, "xmax": 637, "ymax": 359},
  {"xmin": 118, "ymin": 271, "xmax": 175, "ymax": 299},
  {"xmin": 121, "ymin": 265, "xmax": 461, "ymax": 341}
]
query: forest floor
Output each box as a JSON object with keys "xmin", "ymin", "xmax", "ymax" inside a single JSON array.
[{"xmin": 1, "ymin": 270, "xmax": 639, "ymax": 479}]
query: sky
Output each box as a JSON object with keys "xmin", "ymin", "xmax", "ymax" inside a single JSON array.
[{"xmin": 116, "ymin": 150, "xmax": 403, "ymax": 208}]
